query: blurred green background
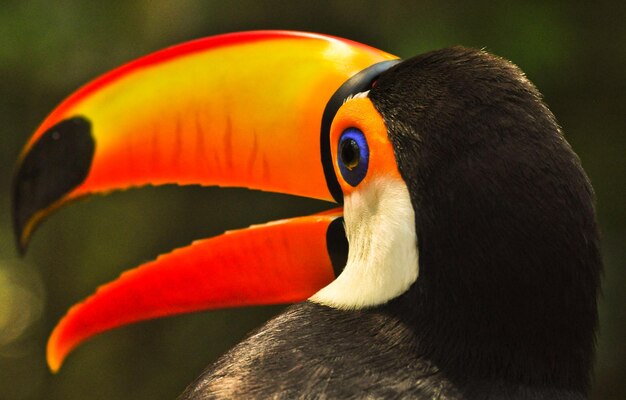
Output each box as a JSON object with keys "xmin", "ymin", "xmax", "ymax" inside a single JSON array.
[{"xmin": 1, "ymin": 1, "xmax": 624, "ymax": 399}]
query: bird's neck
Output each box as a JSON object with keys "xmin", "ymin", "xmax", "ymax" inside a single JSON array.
[{"xmin": 384, "ymin": 271, "xmax": 597, "ymax": 396}]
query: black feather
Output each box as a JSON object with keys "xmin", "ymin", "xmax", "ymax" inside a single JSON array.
[{"xmin": 371, "ymin": 47, "xmax": 601, "ymax": 395}]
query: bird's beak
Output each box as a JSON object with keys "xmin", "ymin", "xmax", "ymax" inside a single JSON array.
[{"xmin": 12, "ymin": 31, "xmax": 398, "ymax": 371}]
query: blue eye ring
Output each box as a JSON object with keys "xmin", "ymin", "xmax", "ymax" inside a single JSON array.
[{"xmin": 338, "ymin": 128, "xmax": 369, "ymax": 187}]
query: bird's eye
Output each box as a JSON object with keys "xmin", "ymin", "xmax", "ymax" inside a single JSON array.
[{"xmin": 338, "ymin": 128, "xmax": 369, "ymax": 186}]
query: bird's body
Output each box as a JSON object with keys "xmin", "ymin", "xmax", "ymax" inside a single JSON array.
[
  {"xmin": 183, "ymin": 302, "xmax": 443, "ymax": 399},
  {"xmin": 182, "ymin": 302, "xmax": 586, "ymax": 399}
]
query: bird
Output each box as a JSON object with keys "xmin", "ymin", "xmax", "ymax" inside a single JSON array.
[{"xmin": 12, "ymin": 31, "xmax": 601, "ymax": 399}]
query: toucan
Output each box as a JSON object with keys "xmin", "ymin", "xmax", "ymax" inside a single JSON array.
[{"xmin": 13, "ymin": 31, "xmax": 601, "ymax": 399}]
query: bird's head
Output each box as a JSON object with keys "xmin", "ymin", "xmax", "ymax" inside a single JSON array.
[
  {"xmin": 370, "ymin": 48, "xmax": 602, "ymax": 392},
  {"xmin": 13, "ymin": 31, "xmax": 600, "ymax": 392}
]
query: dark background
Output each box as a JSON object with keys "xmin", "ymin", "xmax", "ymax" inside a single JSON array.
[{"xmin": 1, "ymin": 1, "xmax": 624, "ymax": 399}]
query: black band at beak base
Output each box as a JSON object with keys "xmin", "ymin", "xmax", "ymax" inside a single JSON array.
[
  {"xmin": 320, "ymin": 59, "xmax": 402, "ymax": 204},
  {"xmin": 326, "ymin": 217, "xmax": 348, "ymax": 278}
]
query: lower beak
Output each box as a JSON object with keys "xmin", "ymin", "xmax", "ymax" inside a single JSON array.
[{"xmin": 12, "ymin": 30, "xmax": 397, "ymax": 371}]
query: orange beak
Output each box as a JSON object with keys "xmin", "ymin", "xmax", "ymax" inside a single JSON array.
[{"xmin": 12, "ymin": 30, "xmax": 399, "ymax": 371}]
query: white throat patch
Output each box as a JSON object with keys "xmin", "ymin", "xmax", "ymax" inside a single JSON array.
[{"xmin": 309, "ymin": 177, "xmax": 419, "ymax": 309}]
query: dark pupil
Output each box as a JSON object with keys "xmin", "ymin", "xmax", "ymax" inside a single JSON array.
[{"xmin": 341, "ymin": 139, "xmax": 360, "ymax": 170}]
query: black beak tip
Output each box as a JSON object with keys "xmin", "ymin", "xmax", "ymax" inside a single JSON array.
[
  {"xmin": 11, "ymin": 116, "xmax": 95, "ymax": 255},
  {"xmin": 12, "ymin": 214, "xmax": 28, "ymax": 257}
]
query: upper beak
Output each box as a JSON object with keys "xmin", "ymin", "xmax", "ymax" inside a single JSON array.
[{"xmin": 12, "ymin": 30, "xmax": 398, "ymax": 371}]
